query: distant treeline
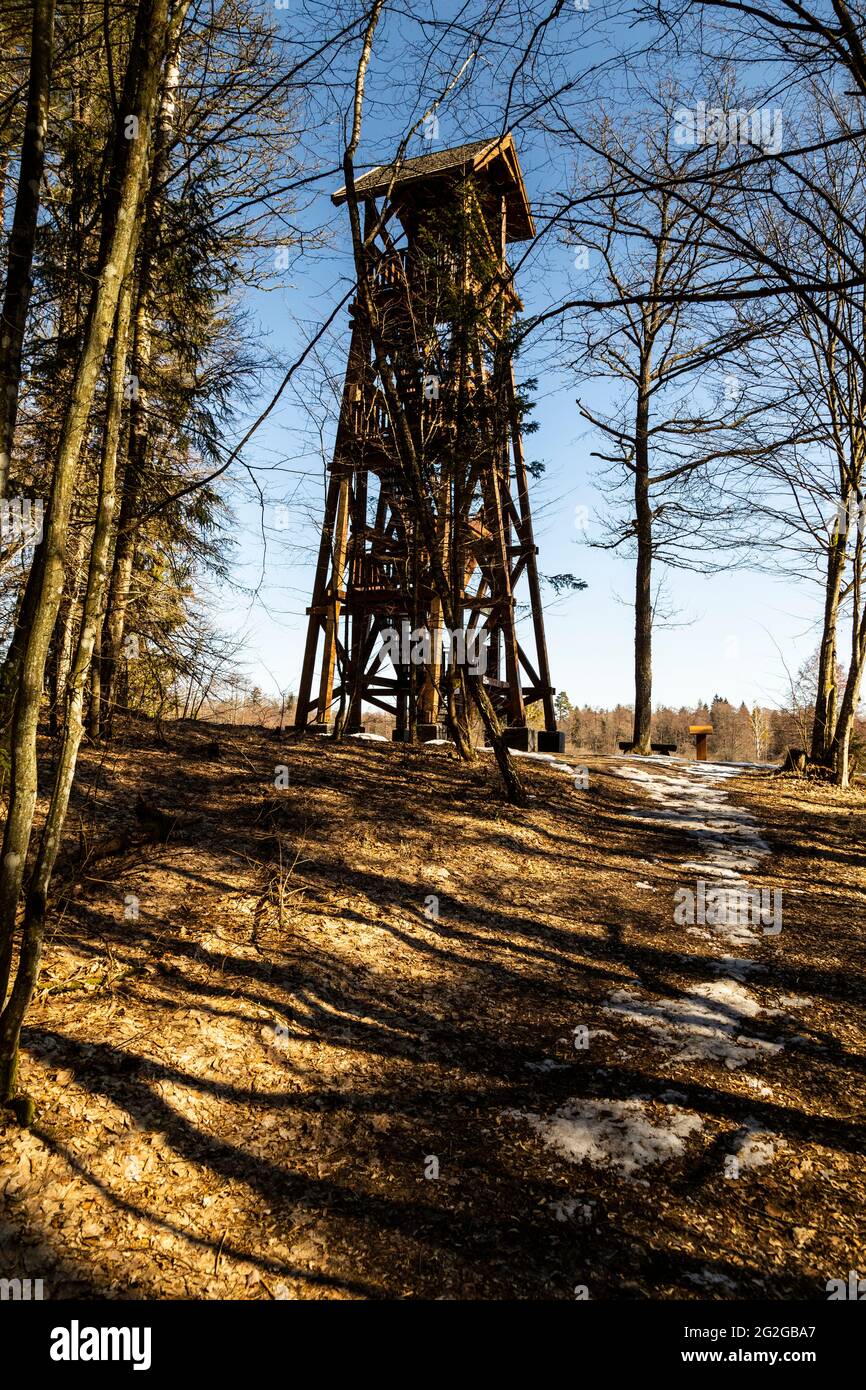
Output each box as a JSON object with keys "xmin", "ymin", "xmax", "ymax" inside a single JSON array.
[
  {"xmin": 555, "ymin": 695, "xmax": 864, "ymax": 765},
  {"xmin": 196, "ymin": 686, "xmax": 865, "ymax": 766}
]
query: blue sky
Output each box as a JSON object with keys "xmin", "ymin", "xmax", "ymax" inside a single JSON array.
[{"xmin": 208, "ymin": 2, "xmax": 829, "ymax": 716}]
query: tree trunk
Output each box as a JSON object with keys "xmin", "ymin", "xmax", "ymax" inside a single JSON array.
[
  {"xmin": 0, "ymin": 273, "xmax": 135, "ymax": 1101},
  {"xmin": 0, "ymin": 149, "xmax": 7, "ymax": 231},
  {"xmin": 97, "ymin": 38, "xmax": 182, "ymax": 739},
  {"xmin": 811, "ymin": 514, "xmax": 847, "ymax": 765},
  {"xmin": 0, "ymin": 32, "xmax": 95, "ymax": 737},
  {"xmin": 0, "ymin": 0, "xmax": 56, "ymax": 499},
  {"xmin": 87, "ymin": 612, "xmax": 102, "ymax": 741},
  {"xmin": 830, "ymin": 523, "xmax": 866, "ymax": 790},
  {"xmin": 632, "ymin": 382, "xmax": 653, "ymax": 754},
  {"xmin": 98, "ymin": 450, "xmax": 141, "ymax": 736},
  {"xmin": 49, "ymin": 524, "xmax": 88, "ymax": 736}
]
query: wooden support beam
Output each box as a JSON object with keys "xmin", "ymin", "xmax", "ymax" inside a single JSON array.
[
  {"xmin": 507, "ymin": 363, "xmax": 556, "ymax": 731},
  {"xmin": 316, "ymin": 475, "xmax": 351, "ymax": 722}
]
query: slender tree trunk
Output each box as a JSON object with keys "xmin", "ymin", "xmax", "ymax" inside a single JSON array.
[
  {"xmin": 98, "ymin": 40, "xmax": 182, "ymax": 737},
  {"xmin": 0, "ymin": 0, "xmax": 173, "ymax": 1097},
  {"xmin": 811, "ymin": 516, "xmax": 847, "ymax": 765},
  {"xmin": 87, "ymin": 616, "xmax": 102, "ymax": 740},
  {"xmin": 49, "ymin": 524, "xmax": 88, "ymax": 736},
  {"xmin": 98, "ymin": 444, "xmax": 141, "ymax": 735},
  {"xmin": 0, "ymin": 273, "xmax": 134, "ymax": 1101},
  {"xmin": 446, "ymin": 666, "xmax": 474, "ymax": 759},
  {"xmin": 0, "ymin": 0, "xmax": 104, "ymax": 733},
  {"xmin": 99, "ymin": 246, "xmax": 156, "ymax": 733},
  {"xmin": 632, "ymin": 383, "xmax": 653, "ymax": 754},
  {"xmin": 830, "ymin": 522, "xmax": 866, "ymax": 790},
  {"xmin": 0, "ymin": 0, "xmax": 56, "ymax": 498},
  {"xmin": 0, "ymin": 148, "xmax": 8, "ymax": 232}
]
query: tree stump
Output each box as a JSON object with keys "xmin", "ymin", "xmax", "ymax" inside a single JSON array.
[{"xmin": 781, "ymin": 748, "xmax": 807, "ymax": 773}]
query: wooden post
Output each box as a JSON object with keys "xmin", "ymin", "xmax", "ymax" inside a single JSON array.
[
  {"xmin": 295, "ymin": 310, "xmax": 367, "ymax": 727},
  {"xmin": 295, "ymin": 470, "xmax": 342, "ymax": 726},
  {"xmin": 316, "ymin": 476, "xmax": 351, "ymax": 723},
  {"xmin": 689, "ymin": 723, "xmax": 713, "ymax": 761},
  {"xmin": 507, "ymin": 365, "xmax": 556, "ymax": 731}
]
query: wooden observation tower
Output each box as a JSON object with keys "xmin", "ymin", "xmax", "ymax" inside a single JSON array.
[{"xmin": 294, "ymin": 134, "xmax": 563, "ymax": 752}]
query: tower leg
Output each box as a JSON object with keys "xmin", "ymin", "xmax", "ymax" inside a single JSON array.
[
  {"xmin": 419, "ymin": 597, "xmax": 444, "ymax": 725},
  {"xmin": 296, "ymin": 313, "xmax": 369, "ymax": 728},
  {"xmin": 507, "ymin": 364, "xmax": 556, "ymax": 731},
  {"xmin": 316, "ymin": 475, "xmax": 351, "ymax": 723},
  {"xmin": 296, "ymin": 471, "xmax": 343, "ymax": 727},
  {"xmin": 483, "ymin": 457, "xmax": 525, "ymax": 726}
]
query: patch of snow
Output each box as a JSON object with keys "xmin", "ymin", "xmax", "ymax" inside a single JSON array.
[
  {"xmin": 604, "ymin": 980, "xmax": 782, "ymax": 1069},
  {"xmin": 482, "ymin": 747, "xmax": 549, "ymax": 760},
  {"xmin": 709, "ymin": 956, "xmax": 764, "ymax": 981},
  {"xmin": 512, "ymin": 1097, "xmax": 704, "ymax": 1177},
  {"xmin": 613, "ymin": 759, "xmax": 771, "ymax": 887},
  {"xmin": 682, "ymin": 862, "xmax": 743, "ymax": 879},
  {"xmin": 550, "ymin": 1198, "xmax": 578, "ymax": 1221},
  {"xmin": 549, "ymin": 1197, "xmax": 595, "ymax": 1223},
  {"xmin": 730, "ymin": 1121, "xmax": 781, "ymax": 1169},
  {"xmin": 743, "ymin": 1077, "xmax": 774, "ymax": 1097},
  {"xmin": 479, "ymin": 747, "xmax": 577, "ymax": 777}
]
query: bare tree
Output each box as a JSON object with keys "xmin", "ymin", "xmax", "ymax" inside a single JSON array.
[{"xmin": 556, "ymin": 90, "xmax": 760, "ymax": 752}]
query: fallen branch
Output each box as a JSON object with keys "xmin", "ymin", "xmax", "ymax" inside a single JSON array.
[{"xmin": 35, "ymin": 963, "xmax": 143, "ymax": 1001}]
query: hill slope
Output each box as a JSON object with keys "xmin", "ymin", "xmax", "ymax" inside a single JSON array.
[{"xmin": 2, "ymin": 724, "xmax": 864, "ymax": 1299}]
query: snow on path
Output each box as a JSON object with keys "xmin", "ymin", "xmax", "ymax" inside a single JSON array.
[
  {"xmin": 515, "ymin": 756, "xmax": 798, "ymax": 1180},
  {"xmin": 616, "ymin": 757, "xmax": 772, "ymax": 888}
]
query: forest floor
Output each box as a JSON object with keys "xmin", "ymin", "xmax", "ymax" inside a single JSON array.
[{"xmin": 1, "ymin": 718, "xmax": 865, "ymax": 1299}]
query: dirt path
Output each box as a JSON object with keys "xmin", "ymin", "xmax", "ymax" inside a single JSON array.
[
  {"xmin": 1, "ymin": 726, "xmax": 864, "ymax": 1298},
  {"xmin": 505, "ymin": 758, "xmax": 800, "ymax": 1271}
]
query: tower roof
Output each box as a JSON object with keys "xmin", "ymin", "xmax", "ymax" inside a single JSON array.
[{"xmin": 332, "ymin": 132, "xmax": 535, "ymax": 241}]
